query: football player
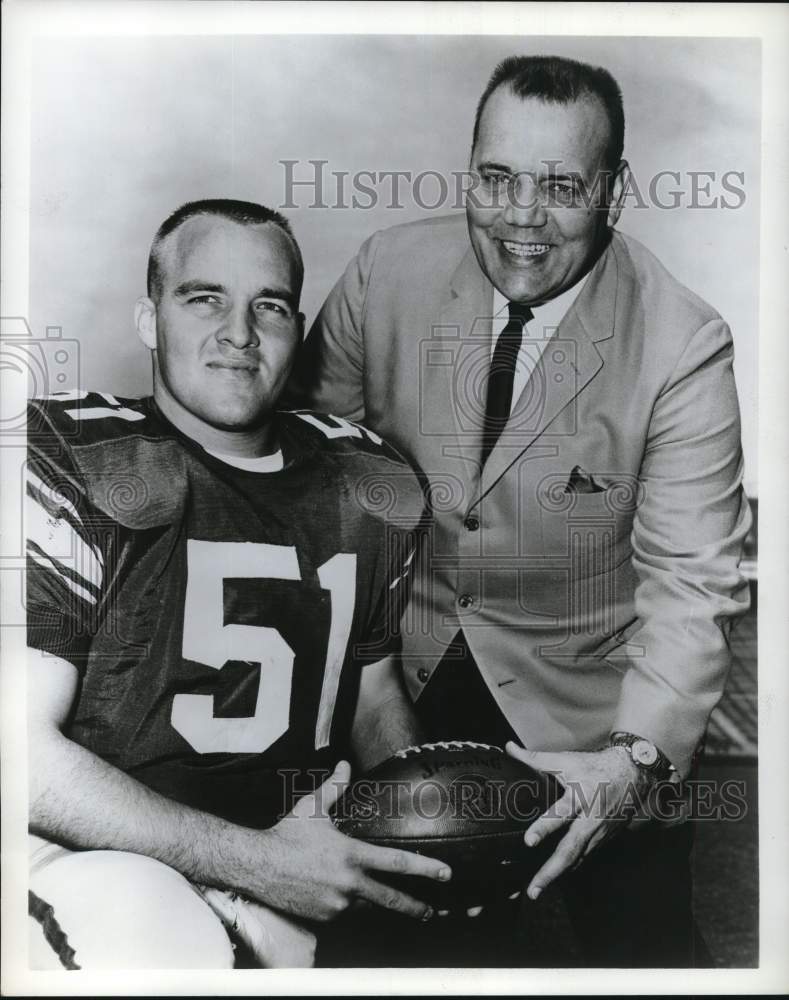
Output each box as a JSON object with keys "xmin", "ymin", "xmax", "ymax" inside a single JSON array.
[{"xmin": 26, "ymin": 200, "xmax": 451, "ymax": 969}]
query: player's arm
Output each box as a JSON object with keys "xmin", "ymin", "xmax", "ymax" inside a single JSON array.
[
  {"xmin": 27, "ymin": 646, "xmax": 243, "ymax": 877},
  {"xmin": 349, "ymin": 484, "xmax": 430, "ymax": 774},
  {"xmin": 28, "ymin": 646, "xmax": 448, "ymax": 922},
  {"xmin": 350, "ymin": 654, "xmax": 425, "ymax": 773}
]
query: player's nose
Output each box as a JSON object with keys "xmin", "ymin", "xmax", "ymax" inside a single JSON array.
[{"xmin": 217, "ymin": 306, "xmax": 259, "ymax": 349}]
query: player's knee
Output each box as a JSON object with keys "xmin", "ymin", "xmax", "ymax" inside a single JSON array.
[{"xmin": 30, "ymin": 850, "xmax": 234, "ymax": 969}]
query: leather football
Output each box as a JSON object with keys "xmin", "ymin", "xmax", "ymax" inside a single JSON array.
[{"xmin": 332, "ymin": 741, "xmax": 563, "ymax": 908}]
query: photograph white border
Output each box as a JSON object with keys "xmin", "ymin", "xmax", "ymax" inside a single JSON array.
[{"xmin": 2, "ymin": 2, "xmax": 787, "ymax": 995}]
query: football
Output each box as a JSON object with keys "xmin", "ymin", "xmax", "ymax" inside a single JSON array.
[{"xmin": 332, "ymin": 740, "xmax": 563, "ymax": 909}]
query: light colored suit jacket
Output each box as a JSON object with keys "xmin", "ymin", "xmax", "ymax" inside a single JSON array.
[{"xmin": 287, "ymin": 213, "xmax": 751, "ymax": 776}]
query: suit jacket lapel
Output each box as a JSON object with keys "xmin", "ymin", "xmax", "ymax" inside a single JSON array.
[
  {"xmin": 476, "ymin": 235, "xmax": 621, "ymax": 501},
  {"xmin": 423, "ymin": 245, "xmax": 493, "ymax": 487}
]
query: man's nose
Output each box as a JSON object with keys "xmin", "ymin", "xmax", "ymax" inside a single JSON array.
[
  {"xmin": 217, "ymin": 306, "xmax": 259, "ymax": 349},
  {"xmin": 503, "ymin": 173, "xmax": 547, "ymax": 228}
]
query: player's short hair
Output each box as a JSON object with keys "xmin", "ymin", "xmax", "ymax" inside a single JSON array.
[
  {"xmin": 472, "ymin": 55, "xmax": 625, "ymax": 172},
  {"xmin": 147, "ymin": 199, "xmax": 304, "ymax": 303}
]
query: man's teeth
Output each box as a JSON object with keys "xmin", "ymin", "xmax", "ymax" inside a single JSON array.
[{"xmin": 502, "ymin": 241, "xmax": 551, "ymax": 257}]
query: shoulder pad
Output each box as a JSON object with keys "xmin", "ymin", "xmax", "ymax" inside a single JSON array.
[
  {"xmin": 282, "ymin": 410, "xmax": 426, "ymax": 528},
  {"xmin": 29, "ymin": 392, "xmax": 153, "ymax": 447},
  {"xmin": 28, "ymin": 393, "xmax": 186, "ymax": 529}
]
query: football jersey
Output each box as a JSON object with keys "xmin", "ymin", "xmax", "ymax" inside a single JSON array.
[{"xmin": 27, "ymin": 392, "xmax": 426, "ymax": 829}]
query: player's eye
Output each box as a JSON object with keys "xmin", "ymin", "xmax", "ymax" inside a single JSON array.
[
  {"xmin": 188, "ymin": 295, "xmax": 222, "ymax": 306},
  {"xmin": 255, "ymin": 300, "xmax": 293, "ymax": 319}
]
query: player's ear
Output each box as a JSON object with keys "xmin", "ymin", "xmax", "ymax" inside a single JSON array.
[
  {"xmin": 135, "ymin": 297, "xmax": 157, "ymax": 351},
  {"xmin": 606, "ymin": 160, "xmax": 630, "ymax": 228}
]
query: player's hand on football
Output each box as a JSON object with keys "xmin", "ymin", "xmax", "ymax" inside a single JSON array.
[
  {"xmin": 258, "ymin": 760, "xmax": 451, "ymax": 923},
  {"xmin": 505, "ymin": 743, "xmax": 651, "ymax": 900}
]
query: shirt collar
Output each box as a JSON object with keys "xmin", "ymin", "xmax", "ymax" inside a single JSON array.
[{"xmin": 493, "ymin": 272, "xmax": 589, "ymax": 338}]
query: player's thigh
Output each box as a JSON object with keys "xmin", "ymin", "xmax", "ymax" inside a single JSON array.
[{"xmin": 29, "ymin": 845, "xmax": 234, "ymax": 969}]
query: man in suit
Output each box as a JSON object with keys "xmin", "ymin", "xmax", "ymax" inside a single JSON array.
[{"xmin": 286, "ymin": 55, "xmax": 751, "ymax": 965}]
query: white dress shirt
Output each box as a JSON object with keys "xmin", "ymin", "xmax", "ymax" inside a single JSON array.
[{"xmin": 491, "ymin": 275, "xmax": 588, "ymax": 415}]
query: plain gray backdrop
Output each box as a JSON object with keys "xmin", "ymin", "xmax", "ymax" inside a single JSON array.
[{"xmin": 29, "ymin": 33, "xmax": 760, "ymax": 488}]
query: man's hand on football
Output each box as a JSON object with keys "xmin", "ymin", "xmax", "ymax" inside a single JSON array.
[
  {"xmin": 255, "ymin": 760, "xmax": 450, "ymax": 923},
  {"xmin": 506, "ymin": 742, "xmax": 651, "ymax": 899}
]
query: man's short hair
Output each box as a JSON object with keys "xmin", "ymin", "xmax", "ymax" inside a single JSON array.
[
  {"xmin": 472, "ymin": 55, "xmax": 625, "ymax": 172},
  {"xmin": 147, "ymin": 199, "xmax": 304, "ymax": 303}
]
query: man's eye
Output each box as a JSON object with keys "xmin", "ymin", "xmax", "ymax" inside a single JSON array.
[
  {"xmin": 482, "ymin": 172, "xmax": 510, "ymax": 187},
  {"xmin": 188, "ymin": 295, "xmax": 221, "ymax": 305},
  {"xmin": 546, "ymin": 182, "xmax": 577, "ymax": 202}
]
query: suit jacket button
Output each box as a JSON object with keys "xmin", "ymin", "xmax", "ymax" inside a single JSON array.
[
  {"xmin": 417, "ymin": 667, "xmax": 430, "ymax": 683},
  {"xmin": 464, "ymin": 516, "xmax": 480, "ymax": 532},
  {"xmin": 458, "ymin": 594, "xmax": 474, "ymax": 609}
]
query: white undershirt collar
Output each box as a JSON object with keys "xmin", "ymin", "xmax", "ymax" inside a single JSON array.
[{"xmin": 204, "ymin": 448, "xmax": 284, "ymax": 473}]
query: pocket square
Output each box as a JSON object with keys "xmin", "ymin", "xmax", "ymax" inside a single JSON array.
[{"xmin": 565, "ymin": 465, "xmax": 605, "ymax": 494}]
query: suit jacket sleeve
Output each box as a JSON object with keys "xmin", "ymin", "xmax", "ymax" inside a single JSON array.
[
  {"xmin": 285, "ymin": 233, "xmax": 382, "ymax": 421},
  {"xmin": 611, "ymin": 317, "xmax": 751, "ymax": 777}
]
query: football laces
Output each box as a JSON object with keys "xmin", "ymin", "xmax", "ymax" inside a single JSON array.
[{"xmin": 392, "ymin": 740, "xmax": 504, "ymax": 758}]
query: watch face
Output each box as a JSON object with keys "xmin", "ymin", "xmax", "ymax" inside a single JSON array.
[{"xmin": 632, "ymin": 739, "xmax": 659, "ymax": 767}]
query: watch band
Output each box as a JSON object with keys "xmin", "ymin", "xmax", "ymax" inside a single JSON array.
[{"xmin": 609, "ymin": 731, "xmax": 675, "ymax": 780}]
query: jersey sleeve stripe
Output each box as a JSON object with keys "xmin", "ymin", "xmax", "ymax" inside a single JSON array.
[
  {"xmin": 35, "ymin": 390, "xmax": 88, "ymax": 402},
  {"xmin": 387, "ymin": 538, "xmax": 417, "ymax": 591},
  {"xmin": 26, "ymin": 492, "xmax": 103, "ymax": 591},
  {"xmin": 27, "ymin": 546, "xmax": 99, "ymax": 606},
  {"xmin": 26, "ymin": 468, "xmax": 85, "ymax": 529}
]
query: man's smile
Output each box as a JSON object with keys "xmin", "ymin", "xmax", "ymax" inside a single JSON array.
[{"xmin": 499, "ymin": 239, "xmax": 553, "ymax": 260}]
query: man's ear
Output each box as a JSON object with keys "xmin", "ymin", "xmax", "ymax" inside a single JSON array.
[
  {"xmin": 296, "ymin": 312, "xmax": 306, "ymax": 341},
  {"xmin": 135, "ymin": 297, "xmax": 157, "ymax": 351},
  {"xmin": 606, "ymin": 160, "xmax": 630, "ymax": 228}
]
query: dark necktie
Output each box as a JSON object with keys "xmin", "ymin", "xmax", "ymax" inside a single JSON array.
[{"xmin": 481, "ymin": 301, "xmax": 533, "ymax": 465}]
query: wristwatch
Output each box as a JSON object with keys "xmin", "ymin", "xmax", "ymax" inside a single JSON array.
[{"xmin": 609, "ymin": 731, "xmax": 675, "ymax": 781}]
